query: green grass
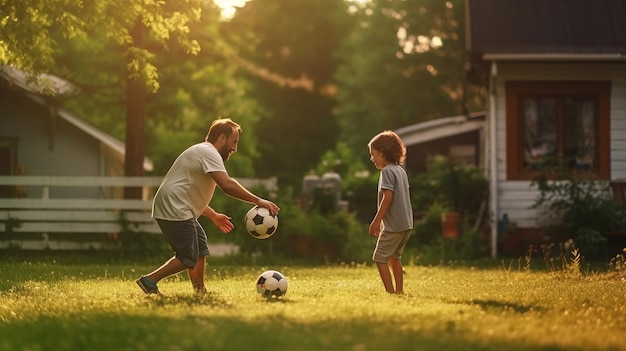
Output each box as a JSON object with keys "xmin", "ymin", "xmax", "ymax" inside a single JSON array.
[{"xmin": 1, "ymin": 253, "xmax": 625, "ymax": 351}]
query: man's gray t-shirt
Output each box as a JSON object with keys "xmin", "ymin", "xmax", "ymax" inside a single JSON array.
[{"xmin": 152, "ymin": 142, "xmax": 227, "ymax": 220}]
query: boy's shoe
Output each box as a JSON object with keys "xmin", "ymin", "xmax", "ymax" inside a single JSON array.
[{"xmin": 136, "ymin": 276, "xmax": 159, "ymax": 294}]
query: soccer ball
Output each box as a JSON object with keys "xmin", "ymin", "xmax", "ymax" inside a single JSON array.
[
  {"xmin": 256, "ymin": 270, "xmax": 288, "ymax": 298},
  {"xmin": 244, "ymin": 206, "xmax": 278, "ymax": 239}
]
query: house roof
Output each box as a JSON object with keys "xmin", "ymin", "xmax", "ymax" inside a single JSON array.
[
  {"xmin": 0, "ymin": 66, "xmax": 153, "ymax": 172},
  {"xmin": 394, "ymin": 111, "xmax": 485, "ymax": 146},
  {"xmin": 0, "ymin": 65, "xmax": 79, "ymax": 96},
  {"xmin": 467, "ymin": 0, "xmax": 626, "ymax": 60}
]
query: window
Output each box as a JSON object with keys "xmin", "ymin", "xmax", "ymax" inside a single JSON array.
[
  {"xmin": 0, "ymin": 137, "xmax": 21, "ymax": 197},
  {"xmin": 506, "ymin": 81, "xmax": 610, "ymax": 180},
  {"xmin": 0, "ymin": 137, "xmax": 18, "ymax": 176}
]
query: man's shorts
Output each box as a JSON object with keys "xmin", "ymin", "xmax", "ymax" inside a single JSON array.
[
  {"xmin": 372, "ymin": 229, "xmax": 412, "ymax": 263},
  {"xmin": 156, "ymin": 218, "xmax": 209, "ymax": 268}
]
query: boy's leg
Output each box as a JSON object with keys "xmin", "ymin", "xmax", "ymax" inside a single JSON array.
[
  {"xmin": 376, "ymin": 262, "xmax": 395, "ymax": 293},
  {"xmin": 389, "ymin": 257, "xmax": 403, "ymax": 294}
]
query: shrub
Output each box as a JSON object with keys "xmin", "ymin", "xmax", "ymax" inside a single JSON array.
[
  {"xmin": 531, "ymin": 169, "xmax": 625, "ymax": 246},
  {"xmin": 233, "ymin": 186, "xmax": 371, "ymax": 263},
  {"xmin": 410, "ymin": 156, "xmax": 489, "ymax": 226}
]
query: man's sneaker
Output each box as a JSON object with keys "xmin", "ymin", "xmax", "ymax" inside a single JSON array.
[{"xmin": 136, "ymin": 276, "xmax": 159, "ymax": 294}]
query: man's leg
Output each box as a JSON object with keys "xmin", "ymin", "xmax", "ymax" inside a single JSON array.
[
  {"xmin": 188, "ymin": 255, "xmax": 206, "ymax": 290},
  {"xmin": 147, "ymin": 256, "xmax": 187, "ymax": 283}
]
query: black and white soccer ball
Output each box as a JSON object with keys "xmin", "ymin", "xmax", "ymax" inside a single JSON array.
[
  {"xmin": 256, "ymin": 270, "xmax": 288, "ymax": 298},
  {"xmin": 244, "ymin": 206, "xmax": 278, "ymax": 239}
]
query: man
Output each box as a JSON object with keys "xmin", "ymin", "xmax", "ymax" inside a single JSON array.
[{"xmin": 136, "ymin": 118, "xmax": 280, "ymax": 294}]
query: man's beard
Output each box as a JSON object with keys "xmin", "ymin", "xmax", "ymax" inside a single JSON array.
[{"xmin": 218, "ymin": 144, "xmax": 231, "ymax": 161}]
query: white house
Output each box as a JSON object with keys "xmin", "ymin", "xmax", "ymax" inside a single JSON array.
[{"xmin": 466, "ymin": 0, "xmax": 626, "ymax": 256}]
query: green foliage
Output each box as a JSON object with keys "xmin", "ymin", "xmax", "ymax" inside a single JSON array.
[
  {"xmin": 335, "ymin": 0, "xmax": 483, "ymax": 156},
  {"xmin": 0, "ymin": 1, "xmax": 93, "ymax": 74},
  {"xmin": 232, "ymin": 186, "xmax": 372, "ymax": 263},
  {"xmin": 146, "ymin": 56, "xmax": 264, "ymax": 175},
  {"xmin": 407, "ymin": 157, "xmax": 490, "ymax": 261},
  {"xmin": 222, "ymin": 0, "xmax": 353, "ymax": 187},
  {"xmin": 574, "ymin": 228, "xmax": 608, "ymax": 261},
  {"xmin": 411, "ymin": 156, "xmax": 489, "ymax": 223},
  {"xmin": 609, "ymin": 249, "xmax": 626, "ymax": 274},
  {"xmin": 531, "ymin": 169, "xmax": 625, "ymax": 245},
  {"xmin": 312, "ymin": 142, "xmax": 378, "ymax": 222},
  {"xmin": 411, "ymin": 201, "xmax": 447, "ymax": 246},
  {"xmin": 411, "ymin": 220, "xmax": 488, "ymax": 264},
  {"xmin": 2, "ymin": 0, "xmax": 204, "ymax": 92}
]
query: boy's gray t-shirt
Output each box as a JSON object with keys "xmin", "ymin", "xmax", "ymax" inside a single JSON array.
[{"xmin": 378, "ymin": 164, "xmax": 413, "ymax": 232}]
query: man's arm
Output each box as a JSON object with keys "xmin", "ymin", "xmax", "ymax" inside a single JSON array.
[
  {"xmin": 210, "ymin": 171, "xmax": 280, "ymax": 215},
  {"xmin": 202, "ymin": 206, "xmax": 234, "ymax": 233}
]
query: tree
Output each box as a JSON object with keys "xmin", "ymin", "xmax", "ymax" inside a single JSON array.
[
  {"xmin": 222, "ymin": 0, "xmax": 353, "ymax": 187},
  {"xmin": 1, "ymin": 0, "xmax": 205, "ymax": 197},
  {"xmin": 335, "ymin": 0, "xmax": 481, "ymax": 158}
]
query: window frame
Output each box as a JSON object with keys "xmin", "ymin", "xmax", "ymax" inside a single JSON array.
[{"xmin": 505, "ymin": 81, "xmax": 611, "ymax": 180}]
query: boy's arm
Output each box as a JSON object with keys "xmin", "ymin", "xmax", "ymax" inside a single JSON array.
[{"xmin": 369, "ymin": 188, "xmax": 394, "ymax": 236}]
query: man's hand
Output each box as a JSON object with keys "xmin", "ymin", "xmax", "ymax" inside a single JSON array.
[
  {"xmin": 211, "ymin": 213, "xmax": 234, "ymax": 234},
  {"xmin": 256, "ymin": 199, "xmax": 280, "ymax": 216}
]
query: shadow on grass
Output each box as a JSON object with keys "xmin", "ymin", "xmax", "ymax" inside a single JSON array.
[
  {"xmin": 142, "ymin": 291, "xmax": 233, "ymax": 309},
  {"xmin": 0, "ymin": 312, "xmax": 591, "ymax": 351},
  {"xmin": 462, "ymin": 299, "xmax": 543, "ymax": 314}
]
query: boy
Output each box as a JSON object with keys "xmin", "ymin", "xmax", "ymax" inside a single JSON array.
[{"xmin": 367, "ymin": 131, "xmax": 413, "ymax": 294}]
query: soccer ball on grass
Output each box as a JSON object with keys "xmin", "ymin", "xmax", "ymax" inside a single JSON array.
[
  {"xmin": 244, "ymin": 206, "xmax": 278, "ymax": 239},
  {"xmin": 256, "ymin": 270, "xmax": 288, "ymax": 298}
]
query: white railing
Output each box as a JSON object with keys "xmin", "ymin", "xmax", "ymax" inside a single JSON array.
[{"xmin": 0, "ymin": 176, "xmax": 277, "ymax": 250}]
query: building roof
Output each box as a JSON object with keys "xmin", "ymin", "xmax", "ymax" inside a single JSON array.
[
  {"xmin": 395, "ymin": 111, "xmax": 485, "ymax": 146},
  {"xmin": 0, "ymin": 66, "xmax": 153, "ymax": 172},
  {"xmin": 467, "ymin": 0, "xmax": 626, "ymax": 60}
]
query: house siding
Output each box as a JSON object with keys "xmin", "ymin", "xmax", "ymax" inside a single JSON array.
[
  {"xmin": 494, "ymin": 62, "xmax": 626, "ymax": 228},
  {"xmin": 0, "ymin": 87, "xmax": 104, "ymax": 199}
]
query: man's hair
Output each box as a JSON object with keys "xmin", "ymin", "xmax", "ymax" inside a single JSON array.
[
  {"xmin": 368, "ymin": 130, "xmax": 407, "ymax": 164},
  {"xmin": 205, "ymin": 118, "xmax": 242, "ymax": 143}
]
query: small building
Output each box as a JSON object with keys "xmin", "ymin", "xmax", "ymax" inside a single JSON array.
[
  {"xmin": 0, "ymin": 66, "xmax": 152, "ymax": 199},
  {"xmin": 395, "ymin": 111, "xmax": 486, "ymax": 174}
]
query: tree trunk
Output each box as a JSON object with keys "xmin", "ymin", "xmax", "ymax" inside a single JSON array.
[{"xmin": 124, "ymin": 20, "xmax": 146, "ymax": 199}]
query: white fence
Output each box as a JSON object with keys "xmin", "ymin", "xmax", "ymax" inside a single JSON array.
[{"xmin": 0, "ymin": 176, "xmax": 277, "ymax": 250}]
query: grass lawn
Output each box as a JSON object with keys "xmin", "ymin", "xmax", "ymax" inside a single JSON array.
[{"xmin": 1, "ymin": 252, "xmax": 625, "ymax": 351}]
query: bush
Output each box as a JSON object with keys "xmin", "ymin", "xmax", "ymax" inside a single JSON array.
[
  {"xmin": 574, "ymin": 227, "xmax": 607, "ymax": 261},
  {"xmin": 531, "ymin": 169, "xmax": 625, "ymax": 245},
  {"xmin": 233, "ymin": 186, "xmax": 372, "ymax": 263},
  {"xmin": 411, "ymin": 202, "xmax": 447, "ymax": 246},
  {"xmin": 410, "ymin": 221, "xmax": 489, "ymax": 264},
  {"xmin": 410, "ymin": 156, "xmax": 489, "ymax": 226}
]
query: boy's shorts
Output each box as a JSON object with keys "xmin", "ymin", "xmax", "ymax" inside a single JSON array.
[
  {"xmin": 156, "ymin": 218, "xmax": 209, "ymax": 268},
  {"xmin": 372, "ymin": 229, "xmax": 412, "ymax": 263}
]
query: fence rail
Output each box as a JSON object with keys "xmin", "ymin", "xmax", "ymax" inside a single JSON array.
[{"xmin": 0, "ymin": 175, "xmax": 277, "ymax": 250}]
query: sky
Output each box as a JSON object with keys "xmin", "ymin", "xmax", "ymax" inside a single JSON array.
[
  {"xmin": 212, "ymin": 0, "xmax": 249, "ymax": 19},
  {"xmin": 212, "ymin": 0, "xmax": 371, "ymax": 19}
]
